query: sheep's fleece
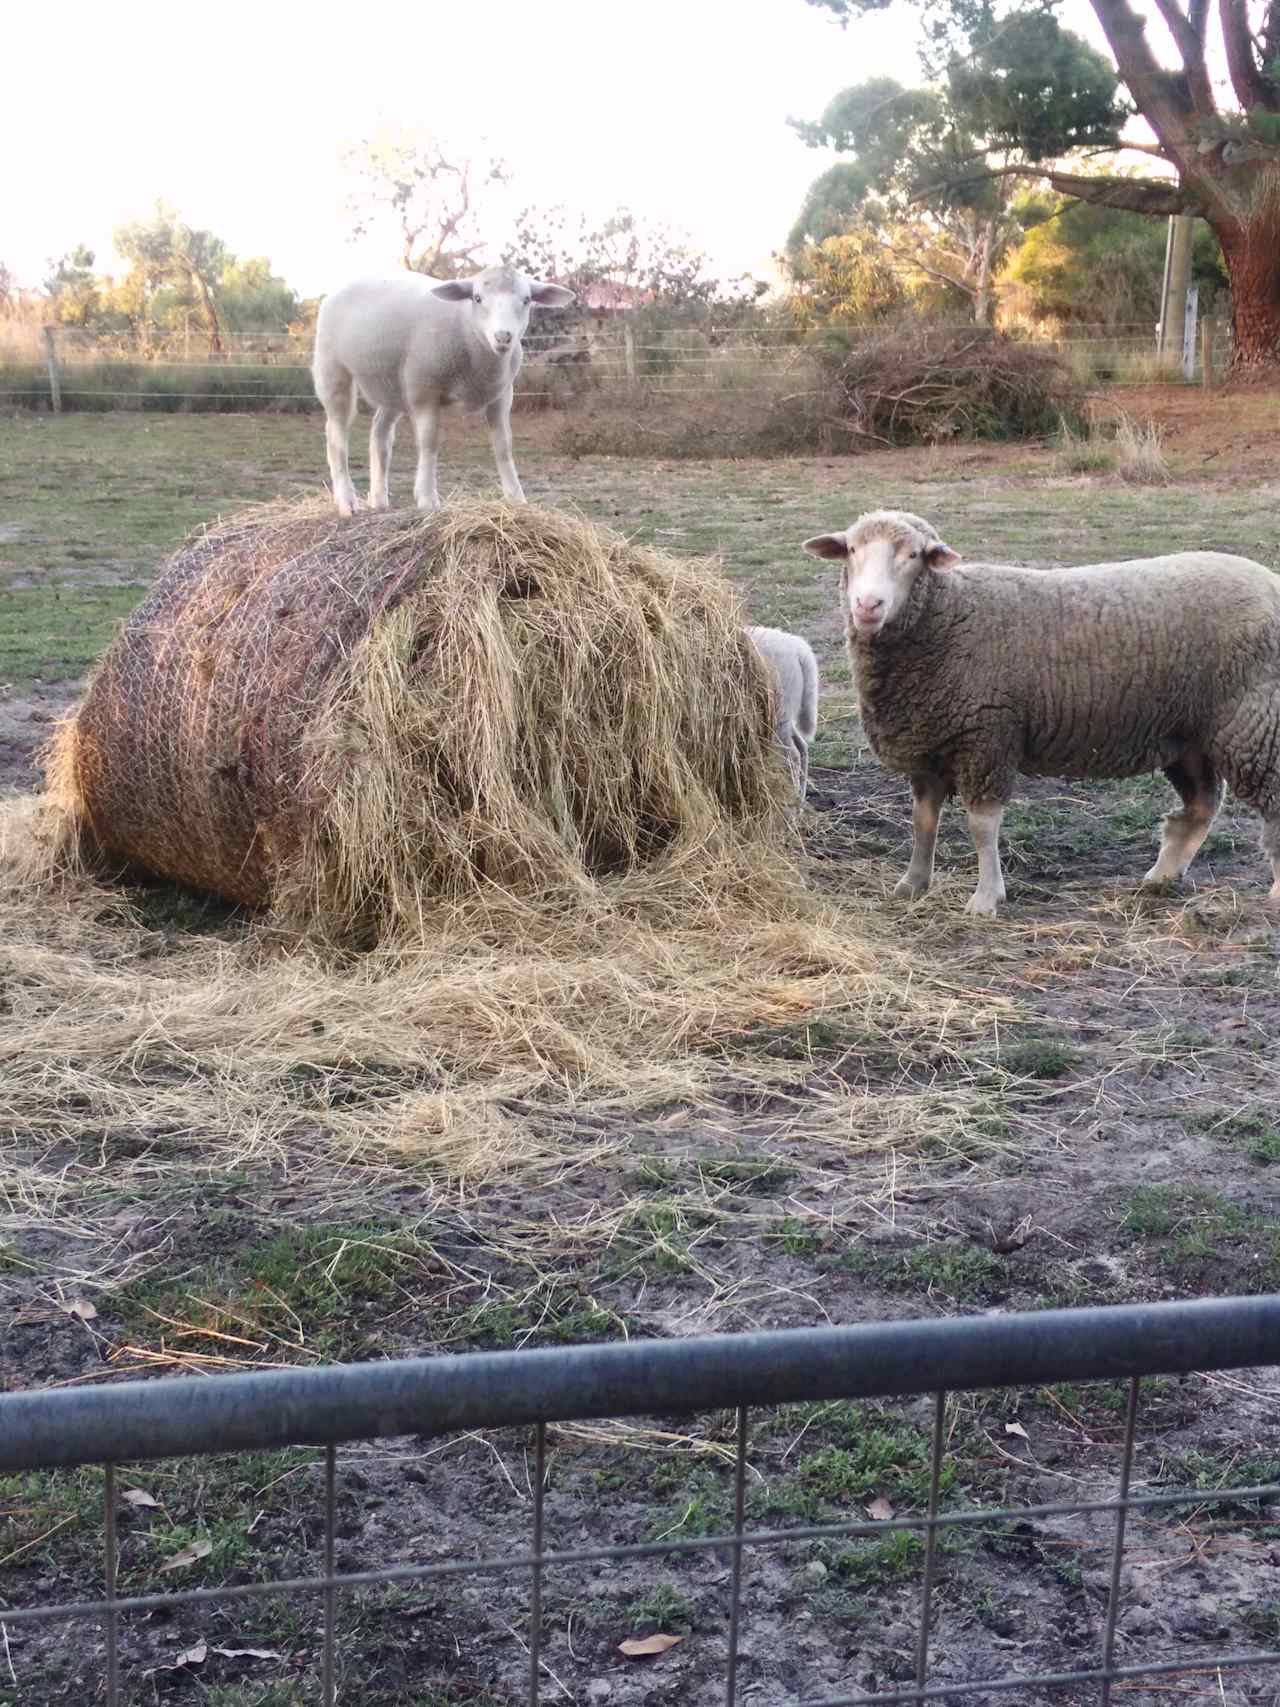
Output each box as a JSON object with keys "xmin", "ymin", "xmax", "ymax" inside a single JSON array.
[{"xmin": 804, "ymin": 508, "xmax": 1280, "ymax": 914}]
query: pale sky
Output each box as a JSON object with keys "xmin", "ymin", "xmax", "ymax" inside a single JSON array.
[{"xmin": 3, "ymin": 0, "xmax": 1161, "ymax": 299}]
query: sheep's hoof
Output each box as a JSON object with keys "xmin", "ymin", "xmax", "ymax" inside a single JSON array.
[
  {"xmin": 965, "ymin": 891, "xmax": 1001, "ymax": 917},
  {"xmin": 893, "ymin": 874, "xmax": 931, "ymax": 900}
]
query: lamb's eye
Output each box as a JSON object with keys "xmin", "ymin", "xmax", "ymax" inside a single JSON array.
[{"xmin": 473, "ymin": 293, "xmax": 482, "ymax": 304}]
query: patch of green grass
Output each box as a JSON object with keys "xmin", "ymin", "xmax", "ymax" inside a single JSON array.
[
  {"xmin": 647, "ymin": 1465, "xmax": 730, "ymax": 1540},
  {"xmin": 1119, "ymin": 1186, "xmax": 1280, "ymax": 1289},
  {"xmin": 1185, "ymin": 1107, "xmax": 1280, "ymax": 1163},
  {"xmin": 1242, "ymin": 1604, "xmax": 1280, "ymax": 1644},
  {"xmin": 996, "ymin": 1031, "xmax": 1083, "ymax": 1080},
  {"xmin": 831, "ymin": 1529, "xmax": 928, "ymax": 1586},
  {"xmin": 0, "ymin": 583, "xmax": 144, "ymax": 682},
  {"xmin": 629, "ymin": 1581, "xmax": 697, "ymax": 1633},
  {"xmin": 843, "ymin": 1240, "xmax": 1008, "ymax": 1304},
  {"xmin": 699, "ymin": 1155, "xmax": 795, "ymax": 1194}
]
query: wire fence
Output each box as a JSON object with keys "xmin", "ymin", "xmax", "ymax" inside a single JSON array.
[
  {"xmin": 0, "ymin": 318, "xmax": 1234, "ymax": 413},
  {"xmin": 3, "ymin": 1296, "xmax": 1280, "ymax": 1704}
]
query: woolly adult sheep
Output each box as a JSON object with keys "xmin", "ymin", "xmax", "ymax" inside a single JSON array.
[
  {"xmin": 313, "ymin": 267, "xmax": 575, "ymax": 518},
  {"xmin": 746, "ymin": 625, "xmax": 819, "ymax": 798},
  {"xmin": 802, "ymin": 508, "xmax": 1280, "ymax": 915}
]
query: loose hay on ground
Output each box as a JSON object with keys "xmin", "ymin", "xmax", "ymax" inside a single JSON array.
[{"xmin": 3, "ymin": 499, "xmax": 1010, "ymax": 1186}]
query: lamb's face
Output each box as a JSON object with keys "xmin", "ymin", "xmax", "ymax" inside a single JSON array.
[
  {"xmin": 803, "ymin": 511, "xmax": 959, "ymax": 638},
  {"xmin": 431, "ymin": 269, "xmax": 576, "ymax": 358}
]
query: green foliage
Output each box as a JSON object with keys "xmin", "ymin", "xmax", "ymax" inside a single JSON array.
[
  {"xmin": 43, "ymin": 244, "xmax": 100, "ymax": 326},
  {"xmin": 785, "ymin": 229, "xmax": 907, "ymax": 328},
  {"xmin": 1005, "ymin": 195, "xmax": 1227, "ymax": 325}
]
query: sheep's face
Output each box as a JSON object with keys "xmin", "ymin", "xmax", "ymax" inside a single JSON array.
[
  {"xmin": 431, "ymin": 268, "xmax": 576, "ymax": 358},
  {"xmin": 803, "ymin": 511, "xmax": 959, "ymax": 638}
]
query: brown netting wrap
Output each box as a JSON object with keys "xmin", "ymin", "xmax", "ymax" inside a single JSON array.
[{"xmin": 48, "ymin": 499, "xmax": 791, "ymax": 941}]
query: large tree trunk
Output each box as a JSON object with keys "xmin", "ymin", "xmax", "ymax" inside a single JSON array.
[{"xmin": 1214, "ymin": 207, "xmax": 1280, "ymax": 372}]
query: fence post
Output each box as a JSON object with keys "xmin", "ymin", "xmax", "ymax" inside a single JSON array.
[
  {"xmin": 623, "ymin": 324, "xmax": 637, "ymax": 386},
  {"xmin": 1201, "ymin": 316, "xmax": 1215, "ymax": 389},
  {"xmin": 42, "ymin": 326, "xmax": 63, "ymax": 414}
]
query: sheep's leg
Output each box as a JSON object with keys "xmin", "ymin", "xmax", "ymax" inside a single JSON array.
[
  {"xmin": 791, "ymin": 733, "xmax": 809, "ymax": 800},
  {"xmin": 964, "ymin": 798, "xmax": 1007, "ymax": 916},
  {"xmin": 411, "ymin": 402, "xmax": 443, "ymax": 511},
  {"xmin": 895, "ymin": 773, "xmax": 946, "ymax": 899},
  {"xmin": 1145, "ymin": 753, "xmax": 1223, "ymax": 884},
  {"xmin": 368, "ymin": 408, "xmax": 400, "ymax": 511},
  {"xmin": 1263, "ymin": 817, "xmax": 1280, "ymax": 902},
  {"xmin": 485, "ymin": 388, "xmax": 526, "ymax": 503},
  {"xmin": 319, "ymin": 370, "xmax": 359, "ymax": 518}
]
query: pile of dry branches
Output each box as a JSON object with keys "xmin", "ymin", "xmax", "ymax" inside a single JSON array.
[{"xmin": 823, "ymin": 325, "xmax": 1080, "ymax": 448}]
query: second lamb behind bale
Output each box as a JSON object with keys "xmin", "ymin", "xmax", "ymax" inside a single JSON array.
[
  {"xmin": 803, "ymin": 509, "xmax": 1280, "ymax": 914},
  {"xmin": 747, "ymin": 625, "xmax": 819, "ymax": 799}
]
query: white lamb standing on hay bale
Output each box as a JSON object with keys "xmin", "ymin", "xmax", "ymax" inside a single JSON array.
[
  {"xmin": 746, "ymin": 624, "xmax": 820, "ymax": 799},
  {"xmin": 312, "ymin": 267, "xmax": 575, "ymax": 517},
  {"xmin": 802, "ymin": 508, "xmax": 1280, "ymax": 916}
]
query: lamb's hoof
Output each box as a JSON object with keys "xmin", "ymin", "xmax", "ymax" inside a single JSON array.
[
  {"xmin": 893, "ymin": 875, "xmax": 931, "ymax": 900},
  {"xmin": 965, "ymin": 891, "xmax": 1001, "ymax": 917},
  {"xmin": 368, "ymin": 497, "xmax": 391, "ymax": 513}
]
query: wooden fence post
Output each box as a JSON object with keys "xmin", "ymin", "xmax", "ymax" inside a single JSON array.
[
  {"xmin": 623, "ymin": 323, "xmax": 637, "ymax": 386},
  {"xmin": 42, "ymin": 326, "xmax": 63, "ymax": 414},
  {"xmin": 1201, "ymin": 316, "xmax": 1215, "ymax": 389}
]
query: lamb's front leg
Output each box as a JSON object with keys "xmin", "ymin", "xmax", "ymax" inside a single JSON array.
[
  {"xmin": 964, "ymin": 798, "xmax": 1007, "ymax": 916},
  {"xmin": 368, "ymin": 407, "xmax": 400, "ymax": 511},
  {"xmin": 894, "ymin": 773, "xmax": 946, "ymax": 899},
  {"xmin": 411, "ymin": 401, "xmax": 443, "ymax": 511},
  {"xmin": 485, "ymin": 388, "xmax": 526, "ymax": 503}
]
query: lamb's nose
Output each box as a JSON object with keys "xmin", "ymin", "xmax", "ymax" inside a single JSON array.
[
  {"xmin": 494, "ymin": 330, "xmax": 513, "ymax": 347},
  {"xmin": 856, "ymin": 596, "xmax": 884, "ymax": 616}
]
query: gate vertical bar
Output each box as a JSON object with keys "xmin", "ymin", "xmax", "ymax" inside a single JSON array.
[
  {"xmin": 914, "ymin": 1392, "xmax": 947, "ymax": 1701},
  {"xmin": 323, "ymin": 1444, "xmax": 337, "ymax": 1706},
  {"xmin": 1100, "ymin": 1378, "xmax": 1141, "ymax": 1706},
  {"xmin": 529, "ymin": 1422, "xmax": 547, "ymax": 1707},
  {"xmin": 103, "ymin": 1462, "xmax": 119, "ymax": 1707},
  {"xmin": 725, "ymin": 1406, "xmax": 749, "ymax": 1707}
]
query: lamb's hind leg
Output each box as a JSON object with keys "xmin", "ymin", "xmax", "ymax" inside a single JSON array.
[
  {"xmin": 368, "ymin": 407, "xmax": 400, "ymax": 511},
  {"xmin": 1145, "ymin": 751, "xmax": 1223, "ymax": 884},
  {"xmin": 895, "ymin": 772, "xmax": 946, "ymax": 899},
  {"xmin": 317, "ymin": 365, "xmax": 359, "ymax": 518}
]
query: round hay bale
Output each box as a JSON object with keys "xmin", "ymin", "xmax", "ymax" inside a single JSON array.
[{"xmin": 54, "ymin": 499, "xmax": 789, "ymax": 940}]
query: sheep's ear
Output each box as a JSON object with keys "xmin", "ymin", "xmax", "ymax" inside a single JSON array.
[
  {"xmin": 430, "ymin": 279, "xmax": 477, "ymax": 302},
  {"xmin": 530, "ymin": 282, "xmax": 576, "ymax": 308},
  {"xmin": 802, "ymin": 533, "xmax": 849, "ymax": 561},
  {"xmin": 924, "ymin": 541, "xmax": 960, "ymax": 570}
]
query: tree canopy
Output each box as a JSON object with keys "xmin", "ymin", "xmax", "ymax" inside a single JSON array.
[{"xmin": 803, "ymin": 0, "xmax": 1280, "ymax": 366}]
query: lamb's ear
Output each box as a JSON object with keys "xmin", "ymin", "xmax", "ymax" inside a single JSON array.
[
  {"xmin": 802, "ymin": 533, "xmax": 849, "ymax": 561},
  {"xmin": 430, "ymin": 279, "xmax": 477, "ymax": 302},
  {"xmin": 924, "ymin": 541, "xmax": 960, "ymax": 569},
  {"xmin": 530, "ymin": 281, "xmax": 575, "ymax": 308}
]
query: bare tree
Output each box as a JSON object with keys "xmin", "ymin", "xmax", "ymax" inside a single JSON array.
[{"xmin": 344, "ymin": 130, "xmax": 509, "ymax": 277}]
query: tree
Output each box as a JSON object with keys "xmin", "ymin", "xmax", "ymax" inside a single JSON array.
[
  {"xmin": 806, "ymin": 0, "xmax": 1280, "ymax": 372},
  {"xmin": 43, "ymin": 245, "xmax": 101, "ymax": 326},
  {"xmin": 1003, "ymin": 190, "xmax": 1227, "ymax": 323},
  {"xmin": 114, "ymin": 206, "xmax": 229, "ymax": 351},
  {"xmin": 783, "ymin": 227, "xmax": 908, "ymax": 327},
  {"xmin": 218, "ymin": 257, "xmax": 301, "ymax": 334},
  {"xmin": 503, "ymin": 206, "xmax": 735, "ymax": 309},
  {"xmin": 790, "ymin": 18, "xmax": 1127, "ymax": 323},
  {"xmin": 344, "ymin": 130, "xmax": 508, "ymax": 276}
]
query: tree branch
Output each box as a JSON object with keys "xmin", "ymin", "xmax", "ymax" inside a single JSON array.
[
  {"xmin": 1150, "ymin": 0, "xmax": 1216, "ymax": 110},
  {"xmin": 1088, "ymin": 0, "xmax": 1196, "ymax": 157},
  {"xmin": 1220, "ymin": 0, "xmax": 1272, "ymax": 111},
  {"xmin": 932, "ymin": 164, "xmax": 1201, "ymax": 215}
]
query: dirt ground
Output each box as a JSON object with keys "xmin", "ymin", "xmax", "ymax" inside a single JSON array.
[{"xmin": 4, "ymin": 391, "xmax": 1280, "ymax": 1706}]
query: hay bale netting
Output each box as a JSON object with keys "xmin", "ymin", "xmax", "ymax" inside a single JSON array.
[{"xmin": 51, "ymin": 500, "xmax": 790, "ymax": 939}]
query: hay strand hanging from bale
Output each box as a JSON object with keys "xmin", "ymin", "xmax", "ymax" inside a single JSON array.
[{"xmin": 49, "ymin": 500, "xmax": 792, "ymax": 942}]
